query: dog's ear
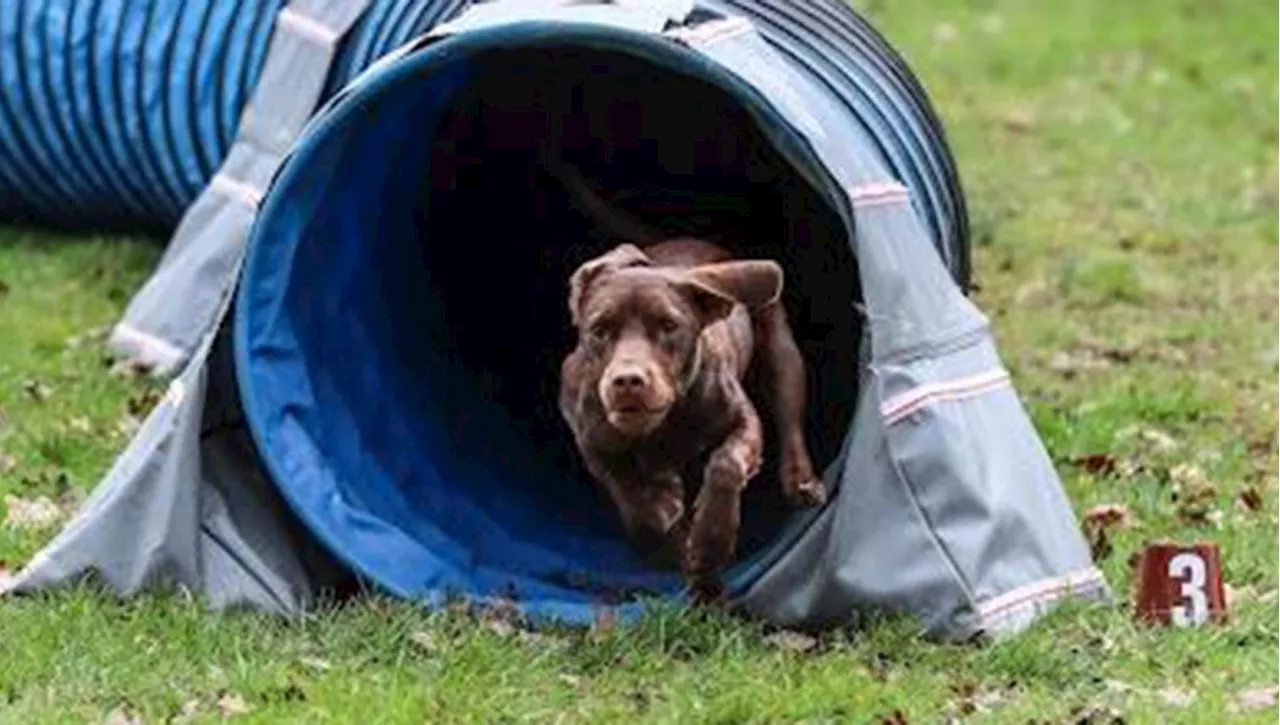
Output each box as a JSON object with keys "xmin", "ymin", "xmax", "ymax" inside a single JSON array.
[
  {"xmin": 568, "ymin": 244, "xmax": 651, "ymax": 325},
  {"xmin": 677, "ymin": 260, "xmax": 784, "ymax": 325}
]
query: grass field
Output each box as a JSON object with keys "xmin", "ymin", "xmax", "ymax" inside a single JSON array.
[{"xmin": 1, "ymin": 0, "xmax": 1277, "ymax": 722}]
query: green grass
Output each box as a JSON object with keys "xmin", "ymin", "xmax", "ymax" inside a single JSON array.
[{"xmin": 1, "ymin": 0, "xmax": 1277, "ymax": 722}]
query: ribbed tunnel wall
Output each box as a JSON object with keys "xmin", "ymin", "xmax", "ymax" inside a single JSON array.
[{"xmin": 0, "ymin": 0, "xmax": 968, "ymax": 279}]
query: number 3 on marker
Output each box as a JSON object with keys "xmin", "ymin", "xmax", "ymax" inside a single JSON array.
[{"xmin": 1167, "ymin": 552, "xmax": 1209, "ymax": 627}]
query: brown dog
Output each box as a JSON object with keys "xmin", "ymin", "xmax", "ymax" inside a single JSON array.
[{"xmin": 558, "ymin": 239, "xmax": 826, "ymax": 603}]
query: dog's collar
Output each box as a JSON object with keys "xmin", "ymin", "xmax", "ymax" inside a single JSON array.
[{"xmin": 677, "ymin": 337, "xmax": 704, "ymax": 395}]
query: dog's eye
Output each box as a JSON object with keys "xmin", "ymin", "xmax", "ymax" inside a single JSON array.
[
  {"xmin": 657, "ymin": 318, "xmax": 680, "ymax": 335},
  {"xmin": 588, "ymin": 323, "xmax": 612, "ymax": 342}
]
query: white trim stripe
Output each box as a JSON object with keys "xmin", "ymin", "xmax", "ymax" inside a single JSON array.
[
  {"xmin": 849, "ymin": 181, "xmax": 910, "ymax": 207},
  {"xmin": 666, "ymin": 17, "xmax": 753, "ymax": 48},
  {"xmin": 976, "ymin": 567, "xmax": 1108, "ymax": 622},
  {"xmin": 110, "ymin": 324, "xmax": 185, "ymax": 370},
  {"xmin": 277, "ymin": 7, "xmax": 340, "ymax": 47},
  {"xmin": 881, "ymin": 368, "xmax": 1011, "ymax": 425},
  {"xmin": 209, "ymin": 173, "xmax": 263, "ymax": 210}
]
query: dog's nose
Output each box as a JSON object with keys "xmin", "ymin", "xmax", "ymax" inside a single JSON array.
[{"xmin": 610, "ymin": 370, "xmax": 648, "ymax": 394}]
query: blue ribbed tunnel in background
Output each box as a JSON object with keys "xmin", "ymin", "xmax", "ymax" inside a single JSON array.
[
  {"xmin": 0, "ymin": 1, "xmax": 973, "ymax": 621},
  {"xmin": 0, "ymin": 0, "xmax": 967, "ymax": 273}
]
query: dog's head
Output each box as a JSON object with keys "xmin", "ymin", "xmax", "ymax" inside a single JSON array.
[{"xmin": 567, "ymin": 244, "xmax": 783, "ymax": 437}]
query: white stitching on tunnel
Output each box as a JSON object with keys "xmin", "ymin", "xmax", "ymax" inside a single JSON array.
[
  {"xmin": 276, "ymin": 7, "xmax": 341, "ymax": 48},
  {"xmin": 209, "ymin": 173, "xmax": 263, "ymax": 210},
  {"xmin": 665, "ymin": 16, "xmax": 753, "ymax": 48},
  {"xmin": 974, "ymin": 567, "xmax": 1109, "ymax": 629},
  {"xmin": 849, "ymin": 181, "xmax": 911, "ymax": 207},
  {"xmin": 880, "ymin": 368, "xmax": 1012, "ymax": 426}
]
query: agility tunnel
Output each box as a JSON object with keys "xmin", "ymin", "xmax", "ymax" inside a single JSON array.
[{"xmin": 2, "ymin": 1, "xmax": 1108, "ymax": 638}]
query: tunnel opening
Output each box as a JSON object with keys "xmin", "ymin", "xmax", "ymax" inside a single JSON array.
[{"xmin": 235, "ymin": 32, "xmax": 861, "ymax": 619}]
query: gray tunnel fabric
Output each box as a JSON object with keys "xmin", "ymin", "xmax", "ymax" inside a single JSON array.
[
  {"xmin": 666, "ymin": 16, "xmax": 1108, "ymax": 639},
  {"xmin": 107, "ymin": 0, "xmax": 379, "ymax": 376},
  {"xmin": 4, "ymin": 1, "xmax": 1108, "ymax": 640}
]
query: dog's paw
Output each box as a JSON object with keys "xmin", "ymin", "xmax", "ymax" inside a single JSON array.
[
  {"xmin": 687, "ymin": 577, "xmax": 726, "ymax": 607},
  {"xmin": 784, "ymin": 477, "xmax": 827, "ymax": 508}
]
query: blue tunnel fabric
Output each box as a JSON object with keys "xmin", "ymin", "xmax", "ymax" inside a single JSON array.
[
  {"xmin": 1, "ymin": 1, "xmax": 973, "ymax": 622},
  {"xmin": 0, "ymin": 0, "xmax": 966, "ymax": 276},
  {"xmin": 0, "ymin": 0, "xmax": 468, "ymax": 232}
]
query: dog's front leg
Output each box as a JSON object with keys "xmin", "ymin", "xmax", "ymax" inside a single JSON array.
[
  {"xmin": 583, "ymin": 456, "xmax": 688, "ymax": 569},
  {"xmin": 685, "ymin": 398, "xmax": 764, "ymax": 604}
]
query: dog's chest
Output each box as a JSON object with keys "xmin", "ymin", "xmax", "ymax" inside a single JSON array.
[{"xmin": 630, "ymin": 403, "xmax": 734, "ymax": 476}]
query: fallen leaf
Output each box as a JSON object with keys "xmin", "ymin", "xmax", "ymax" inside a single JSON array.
[
  {"xmin": 1233, "ymin": 686, "xmax": 1278, "ymax": 712},
  {"xmin": 1237, "ymin": 486, "xmax": 1264, "ymax": 512},
  {"xmin": 64, "ymin": 325, "xmax": 110, "ymax": 350},
  {"xmin": 4, "ymin": 494, "xmax": 64, "ymax": 530},
  {"xmin": 1224, "ymin": 583, "xmax": 1255, "ymax": 609},
  {"xmin": 1003, "ymin": 107, "xmax": 1038, "ymax": 133},
  {"xmin": 299, "ymin": 656, "xmax": 331, "ymax": 672},
  {"xmin": 0, "ymin": 453, "xmax": 15, "ymax": 474},
  {"xmin": 1158, "ymin": 687, "xmax": 1194, "ymax": 708},
  {"xmin": 1083, "ymin": 504, "xmax": 1135, "ymax": 529},
  {"xmin": 217, "ymin": 692, "xmax": 251, "ymax": 718},
  {"xmin": 764, "ymin": 629, "xmax": 818, "ymax": 653},
  {"xmin": 109, "ymin": 358, "xmax": 154, "ymax": 380},
  {"xmin": 22, "ymin": 379, "xmax": 51, "ymax": 402},
  {"xmin": 557, "ymin": 673, "xmax": 583, "ymax": 688},
  {"xmin": 1169, "ymin": 464, "xmax": 1220, "ymax": 526},
  {"xmin": 409, "ymin": 631, "xmax": 436, "ymax": 653},
  {"xmin": 484, "ymin": 618, "xmax": 516, "ymax": 638},
  {"xmin": 1082, "ymin": 504, "xmax": 1135, "ymax": 561},
  {"xmin": 1072, "ymin": 454, "xmax": 1119, "ymax": 477},
  {"xmin": 126, "ymin": 388, "xmax": 164, "ymax": 418},
  {"xmin": 116, "ymin": 414, "xmax": 143, "ymax": 439},
  {"xmin": 171, "ymin": 698, "xmax": 204, "ymax": 723},
  {"xmin": 101, "ymin": 704, "xmax": 142, "ymax": 725},
  {"xmin": 1070, "ymin": 704, "xmax": 1126, "ymax": 724}
]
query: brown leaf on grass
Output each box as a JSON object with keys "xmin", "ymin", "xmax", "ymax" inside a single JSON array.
[
  {"xmin": 1072, "ymin": 454, "xmax": 1119, "ymax": 477},
  {"xmin": 1237, "ymin": 486, "xmax": 1264, "ymax": 512},
  {"xmin": 4, "ymin": 494, "xmax": 64, "ymax": 530},
  {"xmin": 216, "ymin": 692, "xmax": 251, "ymax": 718},
  {"xmin": 764, "ymin": 629, "xmax": 818, "ymax": 653},
  {"xmin": 126, "ymin": 388, "xmax": 164, "ymax": 418},
  {"xmin": 1169, "ymin": 464, "xmax": 1221, "ymax": 526},
  {"xmin": 1082, "ymin": 504, "xmax": 1135, "ymax": 562},
  {"xmin": 1003, "ymin": 107, "xmax": 1038, "ymax": 133},
  {"xmin": 109, "ymin": 358, "xmax": 154, "ymax": 380},
  {"xmin": 22, "ymin": 378, "xmax": 51, "ymax": 402},
  {"xmin": 1070, "ymin": 704, "xmax": 1126, "ymax": 724},
  {"xmin": 1232, "ymin": 686, "xmax": 1279, "ymax": 713},
  {"xmin": 409, "ymin": 631, "xmax": 437, "ymax": 653}
]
